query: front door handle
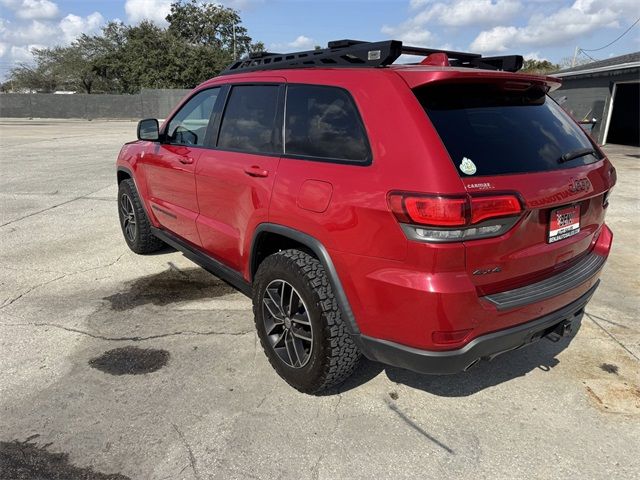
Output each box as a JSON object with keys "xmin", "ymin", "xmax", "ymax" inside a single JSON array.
[
  {"xmin": 178, "ymin": 156, "xmax": 194, "ymax": 165},
  {"xmin": 244, "ymin": 165, "xmax": 269, "ymax": 178}
]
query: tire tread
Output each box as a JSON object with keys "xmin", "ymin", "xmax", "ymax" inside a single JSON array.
[
  {"xmin": 253, "ymin": 249, "xmax": 360, "ymax": 393},
  {"xmin": 119, "ymin": 179, "xmax": 164, "ymax": 254}
]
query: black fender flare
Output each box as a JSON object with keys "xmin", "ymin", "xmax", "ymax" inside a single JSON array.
[
  {"xmin": 117, "ymin": 165, "xmax": 133, "ymax": 180},
  {"xmin": 250, "ymin": 223, "xmax": 361, "ymax": 336},
  {"xmin": 117, "ymin": 166, "xmax": 152, "ymax": 220}
]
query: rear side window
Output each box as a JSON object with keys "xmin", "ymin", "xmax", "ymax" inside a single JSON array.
[
  {"xmin": 218, "ymin": 85, "xmax": 280, "ymax": 154},
  {"xmin": 285, "ymin": 85, "xmax": 370, "ymax": 163},
  {"xmin": 415, "ymin": 83, "xmax": 602, "ymax": 176},
  {"xmin": 166, "ymin": 88, "xmax": 219, "ymax": 146}
]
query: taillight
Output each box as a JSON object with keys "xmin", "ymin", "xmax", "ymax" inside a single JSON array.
[
  {"xmin": 470, "ymin": 195, "xmax": 521, "ymax": 224},
  {"xmin": 402, "ymin": 196, "xmax": 466, "ymax": 226},
  {"xmin": 388, "ymin": 192, "xmax": 522, "ymax": 242}
]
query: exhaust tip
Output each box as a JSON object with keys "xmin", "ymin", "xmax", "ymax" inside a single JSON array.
[{"xmin": 463, "ymin": 358, "xmax": 481, "ymax": 371}]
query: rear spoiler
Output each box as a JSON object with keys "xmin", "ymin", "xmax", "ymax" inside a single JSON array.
[{"xmin": 397, "ymin": 69, "xmax": 562, "ymax": 92}]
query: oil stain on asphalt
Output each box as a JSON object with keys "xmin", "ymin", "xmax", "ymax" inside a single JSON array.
[
  {"xmin": 89, "ymin": 346, "xmax": 169, "ymax": 375},
  {"xmin": 103, "ymin": 266, "xmax": 234, "ymax": 311},
  {"xmin": 599, "ymin": 363, "xmax": 619, "ymax": 375},
  {"xmin": 0, "ymin": 435, "xmax": 131, "ymax": 479}
]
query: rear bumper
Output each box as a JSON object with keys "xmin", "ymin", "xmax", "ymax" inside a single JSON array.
[
  {"xmin": 356, "ymin": 281, "xmax": 598, "ymax": 374},
  {"xmin": 331, "ymin": 224, "xmax": 612, "ymax": 349},
  {"xmin": 482, "ymin": 251, "xmax": 606, "ymax": 310}
]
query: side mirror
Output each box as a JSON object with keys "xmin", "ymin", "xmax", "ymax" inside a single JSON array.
[{"xmin": 137, "ymin": 118, "xmax": 160, "ymax": 141}]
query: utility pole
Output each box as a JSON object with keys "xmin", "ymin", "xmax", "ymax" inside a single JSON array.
[
  {"xmin": 572, "ymin": 46, "xmax": 579, "ymax": 67},
  {"xmin": 233, "ymin": 24, "xmax": 237, "ymax": 60}
]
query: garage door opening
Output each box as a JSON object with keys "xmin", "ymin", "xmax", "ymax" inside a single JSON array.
[{"xmin": 606, "ymin": 82, "xmax": 639, "ymax": 146}]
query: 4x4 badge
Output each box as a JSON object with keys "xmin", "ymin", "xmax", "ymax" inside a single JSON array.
[
  {"xmin": 459, "ymin": 157, "xmax": 477, "ymax": 175},
  {"xmin": 473, "ymin": 266, "xmax": 502, "ymax": 275}
]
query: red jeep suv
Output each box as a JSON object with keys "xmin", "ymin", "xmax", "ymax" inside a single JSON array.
[{"xmin": 116, "ymin": 40, "xmax": 615, "ymax": 393}]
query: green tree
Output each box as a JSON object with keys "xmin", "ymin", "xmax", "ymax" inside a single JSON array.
[
  {"xmin": 520, "ymin": 59, "xmax": 560, "ymax": 74},
  {"xmin": 166, "ymin": 0, "xmax": 263, "ymax": 59},
  {"xmin": 76, "ymin": 21, "xmax": 129, "ymax": 93},
  {"xmin": 44, "ymin": 43, "xmax": 104, "ymax": 93},
  {"xmin": 7, "ymin": 1, "xmax": 263, "ymax": 94},
  {"xmin": 114, "ymin": 20, "xmax": 174, "ymax": 92},
  {"xmin": 8, "ymin": 36, "xmax": 117, "ymax": 93},
  {"xmin": 8, "ymin": 49, "xmax": 59, "ymax": 92}
]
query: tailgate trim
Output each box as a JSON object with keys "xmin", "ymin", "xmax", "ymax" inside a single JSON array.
[{"xmin": 483, "ymin": 252, "xmax": 605, "ymax": 310}]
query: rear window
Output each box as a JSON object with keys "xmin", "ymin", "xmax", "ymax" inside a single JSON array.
[{"xmin": 415, "ymin": 83, "xmax": 602, "ymax": 176}]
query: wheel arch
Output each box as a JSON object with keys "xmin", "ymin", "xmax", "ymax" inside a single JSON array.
[
  {"xmin": 117, "ymin": 166, "xmax": 132, "ymax": 184},
  {"xmin": 250, "ymin": 223, "xmax": 360, "ymax": 336},
  {"xmin": 117, "ymin": 166, "xmax": 155, "ymax": 224}
]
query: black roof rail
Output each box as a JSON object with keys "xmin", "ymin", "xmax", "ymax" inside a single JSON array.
[{"xmin": 220, "ymin": 39, "xmax": 523, "ymax": 76}]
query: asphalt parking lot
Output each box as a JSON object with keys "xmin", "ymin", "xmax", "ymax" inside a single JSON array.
[{"xmin": 1, "ymin": 119, "xmax": 638, "ymax": 480}]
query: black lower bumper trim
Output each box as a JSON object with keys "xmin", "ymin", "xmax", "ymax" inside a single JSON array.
[
  {"xmin": 357, "ymin": 281, "xmax": 599, "ymax": 375},
  {"xmin": 483, "ymin": 252, "xmax": 605, "ymax": 311}
]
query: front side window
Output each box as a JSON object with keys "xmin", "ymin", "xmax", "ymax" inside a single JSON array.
[
  {"xmin": 217, "ymin": 85, "xmax": 280, "ymax": 154},
  {"xmin": 166, "ymin": 88, "xmax": 219, "ymax": 146},
  {"xmin": 285, "ymin": 85, "xmax": 370, "ymax": 163}
]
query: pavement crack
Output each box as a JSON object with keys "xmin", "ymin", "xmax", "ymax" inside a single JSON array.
[
  {"xmin": 0, "ymin": 274, "xmax": 67, "ymax": 309},
  {"xmin": 1, "ymin": 184, "xmax": 112, "ymax": 228},
  {"xmin": 171, "ymin": 423, "xmax": 201, "ymax": 480},
  {"xmin": 333, "ymin": 392, "xmax": 343, "ymax": 415},
  {"xmin": 328, "ymin": 390, "xmax": 343, "ymax": 439},
  {"xmin": 586, "ymin": 312, "xmax": 632, "ymax": 329},
  {"xmin": 1, "ymin": 322, "xmax": 253, "ymax": 341},
  {"xmin": 255, "ymin": 393, "xmax": 269, "ymax": 410},
  {"xmin": 255, "ymin": 384, "xmax": 275, "ymax": 410},
  {"xmin": 2, "ymin": 265, "xmax": 66, "ymax": 275},
  {"xmin": 0, "ymin": 253, "xmax": 125, "ymax": 310},
  {"xmin": 80, "ymin": 253, "xmax": 125, "ymax": 273},
  {"xmin": 586, "ymin": 313, "xmax": 639, "ymax": 361},
  {"xmin": 310, "ymin": 453, "xmax": 324, "ymax": 480},
  {"xmin": 253, "ymin": 331, "xmax": 258, "ymax": 363}
]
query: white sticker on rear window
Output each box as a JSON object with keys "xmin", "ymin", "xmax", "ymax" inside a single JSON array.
[{"xmin": 459, "ymin": 157, "xmax": 477, "ymax": 175}]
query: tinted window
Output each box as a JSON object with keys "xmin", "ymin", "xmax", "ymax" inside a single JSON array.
[
  {"xmin": 166, "ymin": 88, "xmax": 219, "ymax": 146},
  {"xmin": 285, "ymin": 85, "xmax": 370, "ymax": 162},
  {"xmin": 218, "ymin": 85, "xmax": 280, "ymax": 154},
  {"xmin": 416, "ymin": 83, "xmax": 601, "ymax": 176}
]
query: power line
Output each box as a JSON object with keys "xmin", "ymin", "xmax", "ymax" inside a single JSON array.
[
  {"xmin": 578, "ymin": 49, "xmax": 598, "ymax": 62},
  {"xmin": 580, "ymin": 18, "xmax": 640, "ymax": 52}
]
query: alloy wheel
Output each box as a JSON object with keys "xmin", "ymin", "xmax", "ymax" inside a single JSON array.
[
  {"xmin": 262, "ymin": 279, "xmax": 313, "ymax": 368},
  {"xmin": 119, "ymin": 193, "xmax": 137, "ymax": 242}
]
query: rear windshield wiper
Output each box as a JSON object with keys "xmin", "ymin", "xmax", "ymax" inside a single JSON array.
[{"xmin": 559, "ymin": 147, "xmax": 596, "ymax": 163}]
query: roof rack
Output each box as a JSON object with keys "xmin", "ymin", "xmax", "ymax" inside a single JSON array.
[{"xmin": 220, "ymin": 39, "xmax": 523, "ymax": 76}]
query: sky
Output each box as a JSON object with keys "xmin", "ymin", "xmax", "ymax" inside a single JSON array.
[{"xmin": 1, "ymin": 0, "xmax": 639, "ymax": 80}]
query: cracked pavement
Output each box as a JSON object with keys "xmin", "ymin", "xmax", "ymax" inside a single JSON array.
[{"xmin": 0, "ymin": 120, "xmax": 639, "ymax": 479}]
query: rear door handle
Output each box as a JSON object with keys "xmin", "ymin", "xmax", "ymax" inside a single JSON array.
[
  {"xmin": 244, "ymin": 165, "xmax": 269, "ymax": 178},
  {"xmin": 178, "ymin": 156, "xmax": 194, "ymax": 165}
]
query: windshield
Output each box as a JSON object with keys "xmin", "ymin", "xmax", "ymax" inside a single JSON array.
[{"xmin": 415, "ymin": 83, "xmax": 602, "ymax": 176}]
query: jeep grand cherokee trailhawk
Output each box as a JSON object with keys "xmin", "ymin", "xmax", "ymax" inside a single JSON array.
[{"xmin": 116, "ymin": 40, "xmax": 615, "ymax": 393}]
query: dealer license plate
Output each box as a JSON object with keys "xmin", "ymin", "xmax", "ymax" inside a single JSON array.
[{"xmin": 548, "ymin": 204, "xmax": 580, "ymax": 243}]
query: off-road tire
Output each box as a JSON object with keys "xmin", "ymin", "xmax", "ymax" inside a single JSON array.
[
  {"xmin": 253, "ymin": 249, "xmax": 361, "ymax": 394},
  {"xmin": 118, "ymin": 179, "xmax": 164, "ymax": 254}
]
